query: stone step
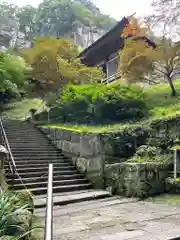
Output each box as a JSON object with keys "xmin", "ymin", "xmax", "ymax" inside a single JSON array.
[
  {"xmin": 15, "ymin": 183, "xmax": 92, "ymax": 195},
  {"xmin": 11, "ymin": 149, "xmax": 60, "ymax": 152},
  {"xmin": 5, "ymin": 162, "xmax": 71, "ymax": 168},
  {"xmin": 8, "ymin": 139, "xmax": 50, "ymax": 142},
  {"xmin": 7, "ymin": 174, "xmax": 85, "ymax": 184},
  {"xmin": 11, "ymin": 159, "xmax": 68, "ymax": 165},
  {"xmin": 13, "ymin": 155, "xmax": 66, "ymax": 161},
  {"xmin": 8, "ymin": 138, "xmax": 51, "ymax": 142},
  {"xmin": 10, "ymin": 142, "xmax": 54, "ymax": 147},
  {"xmin": 11, "ymin": 141, "xmax": 51, "ymax": 146},
  {"xmin": 7, "ymin": 136, "xmax": 48, "ymax": 140},
  {"xmin": 34, "ymin": 190, "xmax": 111, "ymax": 208},
  {"xmin": 7, "ymin": 169, "xmax": 78, "ymax": 178},
  {"xmin": 4, "ymin": 124, "xmax": 36, "ymax": 131},
  {"xmin": 6, "ymin": 131, "xmax": 45, "ymax": 135},
  {"xmin": 12, "ymin": 152, "xmax": 61, "ymax": 156},
  {"xmin": 10, "ymin": 178, "xmax": 88, "ymax": 190},
  {"xmin": 7, "ymin": 136, "xmax": 47, "ymax": 140},
  {"xmin": 11, "ymin": 147, "xmax": 57, "ymax": 151},
  {"xmin": 4, "ymin": 123, "xmax": 38, "ymax": 130},
  {"xmin": 6, "ymin": 129, "xmax": 43, "ymax": 132},
  {"xmin": 16, "ymin": 165, "xmax": 76, "ymax": 173}
]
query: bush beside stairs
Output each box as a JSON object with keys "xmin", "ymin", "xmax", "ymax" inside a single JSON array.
[{"xmin": 4, "ymin": 120, "xmax": 110, "ymax": 208}]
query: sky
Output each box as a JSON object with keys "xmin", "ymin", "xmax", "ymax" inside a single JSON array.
[{"xmin": 6, "ymin": 0, "xmax": 153, "ymax": 20}]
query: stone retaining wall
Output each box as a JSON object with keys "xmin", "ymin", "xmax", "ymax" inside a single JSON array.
[
  {"xmin": 105, "ymin": 162, "xmax": 170, "ymax": 198},
  {"xmin": 39, "ymin": 127, "xmax": 105, "ymax": 188},
  {"xmin": 39, "ymin": 126, "xmax": 172, "ymax": 196}
]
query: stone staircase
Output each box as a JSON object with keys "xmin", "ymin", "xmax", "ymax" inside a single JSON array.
[{"xmin": 4, "ymin": 120, "xmax": 110, "ymax": 207}]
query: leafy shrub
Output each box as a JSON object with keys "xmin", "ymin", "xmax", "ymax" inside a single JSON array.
[
  {"xmin": 56, "ymin": 83, "xmax": 147, "ymax": 124},
  {"xmin": 0, "ymin": 53, "xmax": 28, "ymax": 98},
  {"xmin": 136, "ymin": 145, "xmax": 162, "ymax": 158},
  {"xmin": 165, "ymin": 177, "xmax": 180, "ymax": 193},
  {"xmin": 0, "ymin": 191, "xmax": 33, "ymax": 239},
  {"xmin": 128, "ymin": 145, "xmax": 172, "ymax": 163}
]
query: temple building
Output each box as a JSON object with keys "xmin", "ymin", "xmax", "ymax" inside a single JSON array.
[{"xmin": 79, "ymin": 16, "xmax": 156, "ymax": 83}]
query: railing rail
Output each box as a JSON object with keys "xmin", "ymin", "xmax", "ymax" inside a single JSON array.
[
  {"xmin": 44, "ymin": 164, "xmax": 53, "ymax": 240},
  {"xmin": 0, "ymin": 115, "xmax": 16, "ymax": 175},
  {"xmin": 101, "ymin": 71, "xmax": 123, "ymax": 84}
]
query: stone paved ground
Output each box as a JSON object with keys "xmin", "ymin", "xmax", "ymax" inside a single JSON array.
[{"xmin": 35, "ymin": 196, "xmax": 180, "ymax": 240}]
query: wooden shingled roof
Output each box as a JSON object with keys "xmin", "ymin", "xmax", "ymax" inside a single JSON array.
[{"xmin": 79, "ymin": 16, "xmax": 156, "ymax": 67}]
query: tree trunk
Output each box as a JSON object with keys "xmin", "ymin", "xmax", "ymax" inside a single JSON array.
[{"xmin": 167, "ymin": 76, "xmax": 176, "ymax": 97}]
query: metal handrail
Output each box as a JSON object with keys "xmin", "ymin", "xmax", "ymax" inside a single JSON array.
[
  {"xmin": 102, "ymin": 71, "xmax": 123, "ymax": 84},
  {"xmin": 0, "ymin": 116, "xmax": 16, "ymax": 175},
  {"xmin": 44, "ymin": 164, "xmax": 53, "ymax": 240}
]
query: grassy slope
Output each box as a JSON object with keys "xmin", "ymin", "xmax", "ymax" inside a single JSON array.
[
  {"xmin": 3, "ymin": 99, "xmax": 45, "ymax": 120},
  {"xmin": 146, "ymin": 80, "xmax": 180, "ymax": 120},
  {"xmin": 4, "ymin": 80, "xmax": 180, "ymax": 132}
]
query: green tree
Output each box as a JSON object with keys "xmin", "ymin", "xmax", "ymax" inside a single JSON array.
[
  {"xmin": 0, "ymin": 53, "xmax": 28, "ymax": 96},
  {"xmin": 22, "ymin": 37, "xmax": 104, "ymax": 96},
  {"xmin": 119, "ymin": 16, "xmax": 180, "ymax": 96},
  {"xmin": 17, "ymin": 5, "xmax": 37, "ymax": 42}
]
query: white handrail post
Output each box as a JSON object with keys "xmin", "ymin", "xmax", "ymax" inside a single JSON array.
[
  {"xmin": 174, "ymin": 149, "xmax": 177, "ymax": 179},
  {"xmin": 44, "ymin": 163, "xmax": 53, "ymax": 240}
]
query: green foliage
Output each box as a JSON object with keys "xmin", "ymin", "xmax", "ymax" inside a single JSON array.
[
  {"xmin": 23, "ymin": 37, "xmax": 104, "ymax": 97},
  {"xmin": 0, "ymin": 191, "xmax": 33, "ymax": 238},
  {"xmin": 136, "ymin": 145, "xmax": 162, "ymax": 158},
  {"xmin": 43, "ymin": 80, "xmax": 180, "ymax": 133},
  {"xmin": 146, "ymin": 80, "xmax": 180, "ymax": 119},
  {"xmin": 128, "ymin": 145, "xmax": 172, "ymax": 163},
  {"xmin": 55, "ymin": 83, "xmax": 147, "ymax": 123},
  {"xmin": 57, "ymin": 57, "xmax": 104, "ymax": 84},
  {"xmin": 0, "ymin": 53, "xmax": 28, "ymax": 97},
  {"xmin": 165, "ymin": 177, "xmax": 180, "ymax": 193},
  {"xmin": 45, "ymin": 92, "xmax": 57, "ymax": 107}
]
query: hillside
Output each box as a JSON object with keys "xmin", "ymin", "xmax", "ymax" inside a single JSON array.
[
  {"xmin": 4, "ymin": 81, "xmax": 180, "ymax": 132},
  {"xmin": 0, "ymin": 0, "xmax": 117, "ymax": 50},
  {"xmin": 42, "ymin": 80, "xmax": 180, "ymax": 133}
]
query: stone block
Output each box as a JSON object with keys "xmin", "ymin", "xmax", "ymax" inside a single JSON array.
[
  {"xmin": 41, "ymin": 127, "xmax": 50, "ymax": 135},
  {"xmin": 55, "ymin": 130, "xmax": 62, "ymax": 140},
  {"xmin": 62, "ymin": 130, "xmax": 71, "ymax": 141},
  {"xmin": 70, "ymin": 143, "xmax": 80, "ymax": 156},
  {"xmin": 86, "ymin": 156, "xmax": 103, "ymax": 172},
  {"xmin": 71, "ymin": 132, "xmax": 81, "ymax": 143},
  {"xmin": 76, "ymin": 157, "xmax": 87, "ymax": 173},
  {"xmin": 71, "ymin": 157, "xmax": 77, "ymax": 166},
  {"xmin": 61, "ymin": 140, "xmax": 71, "ymax": 154},
  {"xmin": 57, "ymin": 140, "xmax": 64, "ymax": 150},
  {"xmin": 80, "ymin": 134, "xmax": 102, "ymax": 157},
  {"xmin": 50, "ymin": 128, "xmax": 56, "ymax": 138},
  {"xmin": 86, "ymin": 167, "xmax": 104, "ymax": 188}
]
